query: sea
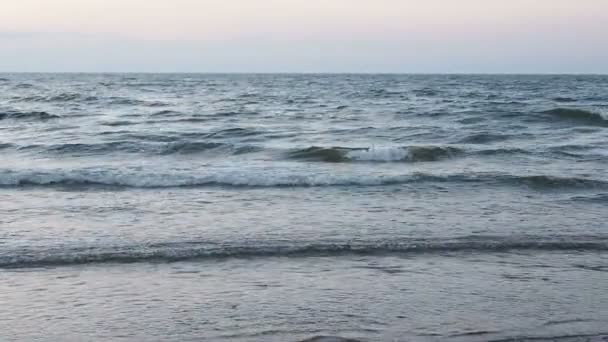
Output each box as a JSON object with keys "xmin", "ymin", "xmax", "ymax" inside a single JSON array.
[{"xmin": 0, "ymin": 73, "xmax": 607, "ymax": 342}]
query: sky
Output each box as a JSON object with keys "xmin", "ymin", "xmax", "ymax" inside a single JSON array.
[{"xmin": 1, "ymin": 0, "xmax": 607, "ymax": 73}]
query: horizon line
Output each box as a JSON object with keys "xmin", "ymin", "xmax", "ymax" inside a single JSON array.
[{"xmin": 1, "ymin": 71, "xmax": 607, "ymax": 76}]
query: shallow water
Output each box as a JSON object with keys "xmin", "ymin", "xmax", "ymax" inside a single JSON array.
[{"xmin": 1, "ymin": 74, "xmax": 607, "ymax": 341}]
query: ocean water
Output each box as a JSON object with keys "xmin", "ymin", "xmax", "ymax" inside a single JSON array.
[{"xmin": 0, "ymin": 73, "xmax": 607, "ymax": 342}]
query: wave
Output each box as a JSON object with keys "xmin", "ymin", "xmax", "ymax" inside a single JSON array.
[
  {"xmin": 473, "ymin": 148, "xmax": 530, "ymax": 156},
  {"xmin": 287, "ymin": 146, "xmax": 351, "ymax": 162},
  {"xmin": 287, "ymin": 146, "xmax": 462, "ymax": 163},
  {"xmin": 99, "ymin": 120, "xmax": 137, "ymax": 127},
  {"xmin": 160, "ymin": 141, "xmax": 258, "ymax": 155},
  {"xmin": 13, "ymin": 93, "xmax": 98, "ymax": 103},
  {"xmin": 12, "ymin": 93, "xmax": 171, "ymax": 107},
  {"xmin": 20, "ymin": 141, "xmax": 145, "ymax": 155},
  {"xmin": 299, "ymin": 337, "xmax": 361, "ymax": 342},
  {"xmin": 0, "ymin": 169, "xmax": 421, "ymax": 188},
  {"xmin": 490, "ymin": 333, "xmax": 608, "ymax": 342},
  {"xmin": 2, "ymin": 235, "xmax": 606, "ymax": 269},
  {"xmin": 570, "ymin": 193, "xmax": 608, "ymax": 203},
  {"xmin": 108, "ymin": 97, "xmax": 169, "ymax": 107},
  {"xmin": 1, "ymin": 168, "xmax": 606, "ymax": 189},
  {"xmin": 367, "ymin": 88, "xmax": 407, "ymax": 98},
  {"xmin": 552, "ymin": 97, "xmax": 577, "ymax": 103},
  {"xmin": 150, "ymin": 109, "xmax": 183, "ymax": 117},
  {"xmin": 108, "ymin": 133, "xmax": 180, "ymax": 142},
  {"xmin": 456, "ymin": 117, "xmax": 486, "ymax": 125},
  {"xmin": 412, "ymin": 88, "xmax": 438, "ymax": 96},
  {"xmin": 16, "ymin": 139, "xmax": 527, "ymax": 160},
  {"xmin": 351, "ymin": 146, "xmax": 461, "ymax": 162},
  {"xmin": 513, "ymin": 175, "xmax": 607, "ymax": 189},
  {"xmin": 542, "ymin": 108, "xmax": 608, "ymax": 123},
  {"xmin": 150, "ymin": 117, "xmax": 210, "ymax": 123},
  {"xmin": 209, "ymin": 111, "xmax": 259, "ymax": 117},
  {"xmin": 18, "ymin": 141, "xmax": 256, "ymax": 156},
  {"xmin": 204, "ymin": 127, "xmax": 262, "ymax": 139},
  {"xmin": 457, "ymin": 133, "xmax": 511, "ymax": 144},
  {"xmin": 0, "ymin": 110, "xmax": 59, "ymax": 120}
]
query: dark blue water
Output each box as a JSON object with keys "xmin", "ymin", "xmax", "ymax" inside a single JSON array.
[{"xmin": 1, "ymin": 74, "xmax": 607, "ymax": 342}]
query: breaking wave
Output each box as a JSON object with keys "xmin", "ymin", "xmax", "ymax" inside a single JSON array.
[
  {"xmin": 0, "ymin": 168, "xmax": 606, "ymax": 189},
  {"xmin": 287, "ymin": 146, "xmax": 462, "ymax": 162},
  {"xmin": 15, "ymin": 140, "xmax": 529, "ymax": 160},
  {"xmin": 1, "ymin": 235, "xmax": 606, "ymax": 268},
  {"xmin": 542, "ymin": 108, "xmax": 608, "ymax": 123}
]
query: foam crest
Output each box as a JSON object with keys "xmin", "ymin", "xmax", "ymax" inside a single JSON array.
[
  {"xmin": 1, "ymin": 168, "xmax": 605, "ymax": 189},
  {"xmin": 543, "ymin": 108, "xmax": 608, "ymax": 123},
  {"xmin": 1, "ymin": 235, "xmax": 606, "ymax": 268},
  {"xmin": 346, "ymin": 147, "xmax": 410, "ymax": 161},
  {"xmin": 0, "ymin": 168, "xmax": 418, "ymax": 188},
  {"xmin": 288, "ymin": 146, "xmax": 462, "ymax": 163}
]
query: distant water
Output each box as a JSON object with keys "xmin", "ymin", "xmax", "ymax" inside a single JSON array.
[{"xmin": 1, "ymin": 74, "xmax": 607, "ymax": 342}]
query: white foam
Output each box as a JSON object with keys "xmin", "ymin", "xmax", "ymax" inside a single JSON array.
[
  {"xmin": 346, "ymin": 146, "xmax": 458, "ymax": 162},
  {"xmin": 346, "ymin": 146, "xmax": 410, "ymax": 162},
  {"xmin": 0, "ymin": 168, "xmax": 421, "ymax": 188},
  {"xmin": 2, "ymin": 235, "xmax": 606, "ymax": 268},
  {"xmin": 597, "ymin": 108, "xmax": 608, "ymax": 120}
]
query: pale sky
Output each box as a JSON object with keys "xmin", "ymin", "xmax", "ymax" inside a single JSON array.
[{"xmin": 1, "ymin": 0, "xmax": 607, "ymax": 73}]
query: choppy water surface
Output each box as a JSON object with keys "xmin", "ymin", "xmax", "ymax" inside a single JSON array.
[{"xmin": 1, "ymin": 74, "xmax": 607, "ymax": 342}]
